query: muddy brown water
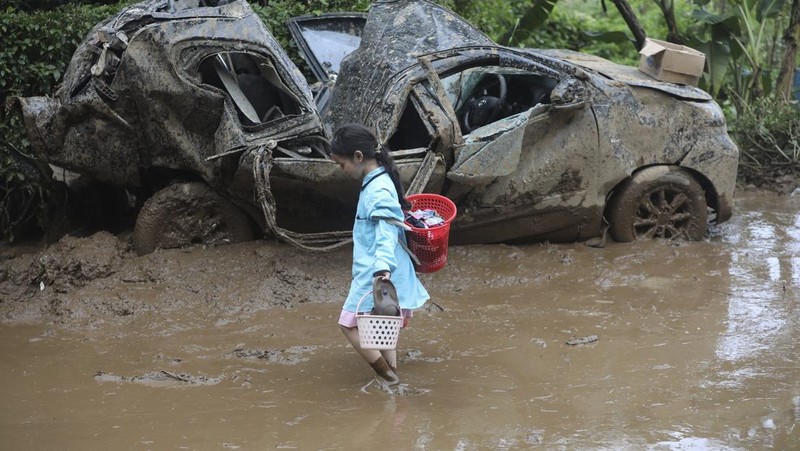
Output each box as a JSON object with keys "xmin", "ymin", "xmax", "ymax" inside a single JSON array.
[{"xmin": 1, "ymin": 190, "xmax": 798, "ymax": 450}]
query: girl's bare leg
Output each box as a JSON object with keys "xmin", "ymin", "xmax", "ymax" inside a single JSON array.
[
  {"xmin": 340, "ymin": 325, "xmax": 381, "ymax": 362},
  {"xmin": 380, "ymin": 349, "xmax": 397, "ymax": 369},
  {"xmin": 340, "ymin": 325, "xmax": 399, "ymax": 385}
]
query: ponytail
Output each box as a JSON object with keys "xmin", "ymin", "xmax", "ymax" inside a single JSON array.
[
  {"xmin": 375, "ymin": 146, "xmax": 411, "ymax": 210},
  {"xmin": 330, "ymin": 123, "xmax": 411, "ymax": 210}
]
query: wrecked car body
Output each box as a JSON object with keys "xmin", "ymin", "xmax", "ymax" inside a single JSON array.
[{"xmin": 15, "ymin": 0, "xmax": 739, "ymax": 254}]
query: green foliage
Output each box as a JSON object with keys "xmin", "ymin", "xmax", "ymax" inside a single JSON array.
[
  {"xmin": 687, "ymin": 0, "xmax": 791, "ymax": 110},
  {"xmin": 0, "ymin": 3, "xmax": 124, "ymax": 101},
  {"xmin": 450, "ymin": 0, "xmax": 628, "ymax": 63},
  {"xmin": 544, "ymin": 0, "xmax": 693, "ymax": 64},
  {"xmin": 450, "ymin": 0, "xmax": 531, "ymax": 44},
  {"xmin": 452, "ymin": 0, "xmax": 579, "ymax": 50},
  {"xmin": 549, "ymin": 3, "xmax": 640, "ymax": 64},
  {"xmin": 0, "ymin": 2, "xmax": 129, "ymax": 147},
  {"xmin": 552, "ymin": 0, "xmax": 636, "ymax": 62},
  {"xmin": 734, "ymin": 96, "xmax": 799, "ymax": 164},
  {"xmin": 455, "ymin": 0, "xmax": 697, "ymax": 67},
  {"xmin": 5, "ymin": 1, "xmax": 120, "ymax": 12},
  {"xmin": 684, "ymin": 0, "xmax": 797, "ymax": 188}
]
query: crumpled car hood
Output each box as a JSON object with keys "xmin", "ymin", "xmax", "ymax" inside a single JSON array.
[
  {"xmin": 15, "ymin": 0, "xmax": 321, "ymax": 188},
  {"xmin": 323, "ymin": 0, "xmax": 494, "ymax": 130}
]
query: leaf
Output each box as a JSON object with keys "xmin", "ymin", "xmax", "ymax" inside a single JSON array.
[
  {"xmin": 693, "ymin": 39, "xmax": 731, "ymax": 96},
  {"xmin": 500, "ymin": 0, "xmax": 558, "ymax": 46},
  {"xmin": 583, "ymin": 30, "xmax": 633, "ymax": 44},
  {"xmin": 756, "ymin": 0, "xmax": 785, "ymax": 21},
  {"xmin": 691, "ymin": 8, "xmax": 731, "ymax": 26}
]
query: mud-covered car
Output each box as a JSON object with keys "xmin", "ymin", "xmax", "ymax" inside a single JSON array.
[{"xmin": 15, "ymin": 0, "xmax": 739, "ymax": 254}]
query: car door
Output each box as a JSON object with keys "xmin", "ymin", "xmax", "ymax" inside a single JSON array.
[{"xmin": 419, "ymin": 49, "xmax": 602, "ymax": 243}]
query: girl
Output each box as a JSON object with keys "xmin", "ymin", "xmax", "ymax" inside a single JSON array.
[{"xmin": 330, "ymin": 123, "xmax": 430, "ymax": 386}]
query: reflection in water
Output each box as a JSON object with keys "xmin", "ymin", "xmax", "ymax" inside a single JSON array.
[
  {"xmin": 649, "ymin": 436, "xmax": 739, "ymax": 450},
  {"xmin": 795, "ymin": 257, "xmax": 800, "ymax": 289},
  {"xmin": 702, "ymin": 193, "xmax": 800, "ymax": 449},
  {"xmin": 718, "ymin": 203, "xmax": 800, "ymax": 363}
]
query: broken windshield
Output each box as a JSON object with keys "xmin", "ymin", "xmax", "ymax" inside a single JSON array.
[{"xmin": 287, "ymin": 14, "xmax": 367, "ymax": 84}]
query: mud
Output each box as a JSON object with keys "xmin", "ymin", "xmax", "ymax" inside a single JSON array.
[{"xmin": 1, "ymin": 188, "xmax": 799, "ymax": 449}]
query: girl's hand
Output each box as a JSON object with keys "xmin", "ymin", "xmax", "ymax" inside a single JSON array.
[{"xmin": 373, "ymin": 271, "xmax": 390, "ymax": 283}]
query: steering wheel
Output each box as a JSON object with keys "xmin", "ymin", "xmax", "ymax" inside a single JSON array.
[{"xmin": 462, "ymin": 74, "xmax": 508, "ymax": 133}]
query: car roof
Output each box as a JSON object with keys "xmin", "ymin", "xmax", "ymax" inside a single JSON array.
[{"xmin": 322, "ymin": 0, "xmax": 495, "ymax": 130}]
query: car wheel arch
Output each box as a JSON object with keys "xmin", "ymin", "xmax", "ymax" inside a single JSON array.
[
  {"xmin": 675, "ymin": 166, "xmax": 721, "ymax": 221},
  {"xmin": 603, "ymin": 164, "xmax": 714, "ymax": 242}
]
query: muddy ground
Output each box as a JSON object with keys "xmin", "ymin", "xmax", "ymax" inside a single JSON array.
[{"xmin": 1, "ymin": 189, "xmax": 799, "ymax": 449}]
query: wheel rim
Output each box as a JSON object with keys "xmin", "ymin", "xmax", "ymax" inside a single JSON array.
[{"xmin": 633, "ymin": 187, "xmax": 694, "ymax": 239}]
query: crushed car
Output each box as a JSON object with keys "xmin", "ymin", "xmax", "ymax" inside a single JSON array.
[{"xmin": 14, "ymin": 0, "xmax": 739, "ymax": 255}]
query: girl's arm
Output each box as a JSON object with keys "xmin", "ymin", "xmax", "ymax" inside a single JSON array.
[
  {"xmin": 368, "ymin": 187, "xmax": 402, "ymax": 276},
  {"xmin": 372, "ymin": 218, "xmax": 398, "ymax": 276}
]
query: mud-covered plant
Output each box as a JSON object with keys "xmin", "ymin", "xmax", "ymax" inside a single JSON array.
[
  {"xmin": 733, "ymin": 96, "xmax": 800, "ymax": 187},
  {"xmin": 1, "ymin": 143, "xmax": 49, "ymax": 243}
]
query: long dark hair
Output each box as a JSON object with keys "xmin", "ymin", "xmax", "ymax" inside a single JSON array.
[{"xmin": 329, "ymin": 123, "xmax": 411, "ymax": 210}]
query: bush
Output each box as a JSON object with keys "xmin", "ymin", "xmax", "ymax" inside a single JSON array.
[
  {"xmin": 5, "ymin": 1, "xmax": 120, "ymax": 12},
  {"xmin": 733, "ymin": 96, "xmax": 800, "ymax": 193}
]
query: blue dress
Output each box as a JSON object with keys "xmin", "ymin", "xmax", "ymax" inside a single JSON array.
[{"xmin": 342, "ymin": 167, "xmax": 430, "ymax": 313}]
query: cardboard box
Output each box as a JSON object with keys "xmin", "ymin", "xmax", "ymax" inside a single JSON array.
[{"xmin": 638, "ymin": 38, "xmax": 706, "ymax": 86}]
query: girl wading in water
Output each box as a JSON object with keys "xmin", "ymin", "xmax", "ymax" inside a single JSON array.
[{"xmin": 329, "ymin": 123, "xmax": 429, "ymax": 385}]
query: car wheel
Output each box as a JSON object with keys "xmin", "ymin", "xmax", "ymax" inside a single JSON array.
[
  {"xmin": 133, "ymin": 182, "xmax": 254, "ymax": 255},
  {"xmin": 607, "ymin": 166, "xmax": 707, "ymax": 242}
]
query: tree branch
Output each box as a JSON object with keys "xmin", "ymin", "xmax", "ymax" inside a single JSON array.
[
  {"xmin": 775, "ymin": 0, "xmax": 800, "ymax": 100},
  {"xmin": 609, "ymin": 0, "xmax": 648, "ymax": 50},
  {"xmin": 654, "ymin": 0, "xmax": 683, "ymax": 44}
]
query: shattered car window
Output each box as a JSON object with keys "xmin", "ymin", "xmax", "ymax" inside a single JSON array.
[
  {"xmin": 440, "ymin": 66, "xmax": 558, "ymax": 134},
  {"xmin": 293, "ymin": 18, "xmax": 365, "ymax": 81},
  {"xmin": 198, "ymin": 52, "xmax": 304, "ymax": 126}
]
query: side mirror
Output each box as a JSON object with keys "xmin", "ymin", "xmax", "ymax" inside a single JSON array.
[{"xmin": 550, "ymin": 78, "xmax": 587, "ymax": 109}]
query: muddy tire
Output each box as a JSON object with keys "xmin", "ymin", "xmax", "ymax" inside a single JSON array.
[
  {"xmin": 133, "ymin": 182, "xmax": 254, "ymax": 255},
  {"xmin": 607, "ymin": 166, "xmax": 707, "ymax": 242}
]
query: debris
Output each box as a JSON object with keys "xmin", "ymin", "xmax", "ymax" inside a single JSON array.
[
  {"xmin": 566, "ymin": 335, "xmax": 598, "ymax": 346},
  {"xmin": 94, "ymin": 370, "xmax": 221, "ymax": 386}
]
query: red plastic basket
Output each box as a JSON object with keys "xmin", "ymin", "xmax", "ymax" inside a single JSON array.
[{"xmin": 405, "ymin": 194, "xmax": 457, "ymax": 273}]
